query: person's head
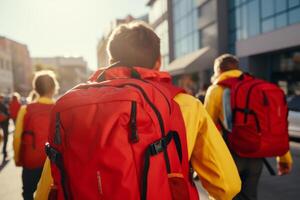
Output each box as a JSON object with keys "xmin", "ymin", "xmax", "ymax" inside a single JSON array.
[
  {"xmin": 12, "ymin": 92, "xmax": 20, "ymax": 101},
  {"xmin": 213, "ymin": 54, "xmax": 239, "ymax": 77},
  {"xmin": 107, "ymin": 21, "xmax": 161, "ymax": 70},
  {"xmin": 32, "ymin": 70, "xmax": 59, "ymax": 98}
]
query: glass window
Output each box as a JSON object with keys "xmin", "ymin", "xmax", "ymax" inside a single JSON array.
[
  {"xmin": 235, "ymin": 7, "xmax": 241, "ymax": 29},
  {"xmin": 261, "ymin": 0, "xmax": 275, "ymax": 18},
  {"xmin": 289, "ymin": 0, "xmax": 300, "ymax": 8},
  {"xmin": 262, "ymin": 17, "xmax": 275, "ymax": 33},
  {"xmin": 229, "ymin": 32, "xmax": 236, "ymax": 45},
  {"xmin": 275, "ymin": 13, "xmax": 288, "ymax": 28},
  {"xmin": 275, "ymin": 0, "xmax": 287, "ymax": 13},
  {"xmin": 235, "ymin": 0, "xmax": 241, "ymax": 7},
  {"xmin": 229, "ymin": 0, "xmax": 235, "ymax": 9},
  {"xmin": 289, "ymin": 7, "xmax": 300, "ymax": 24},
  {"xmin": 187, "ymin": 34, "xmax": 193, "ymax": 53},
  {"xmin": 229, "ymin": 11, "xmax": 236, "ymax": 31},
  {"xmin": 248, "ymin": 0, "xmax": 260, "ymax": 37},
  {"xmin": 241, "ymin": 4, "xmax": 248, "ymax": 39},
  {"xmin": 193, "ymin": 31, "xmax": 199, "ymax": 50},
  {"xmin": 199, "ymin": 30, "xmax": 203, "ymax": 48},
  {"xmin": 198, "ymin": 6, "xmax": 202, "ymax": 17},
  {"xmin": 181, "ymin": 38, "xmax": 188, "ymax": 55}
]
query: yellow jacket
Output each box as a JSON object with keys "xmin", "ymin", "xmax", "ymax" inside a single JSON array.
[
  {"xmin": 35, "ymin": 94, "xmax": 241, "ymax": 200},
  {"xmin": 13, "ymin": 97, "xmax": 54, "ymax": 166},
  {"xmin": 204, "ymin": 70, "xmax": 292, "ymax": 165}
]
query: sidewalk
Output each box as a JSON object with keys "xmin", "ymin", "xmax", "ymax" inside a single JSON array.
[{"xmin": 0, "ymin": 133, "xmax": 22, "ymax": 200}]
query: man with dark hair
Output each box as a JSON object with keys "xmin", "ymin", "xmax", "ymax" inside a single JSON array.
[
  {"xmin": 205, "ymin": 53, "xmax": 293, "ymax": 200},
  {"xmin": 35, "ymin": 22, "xmax": 241, "ymax": 200}
]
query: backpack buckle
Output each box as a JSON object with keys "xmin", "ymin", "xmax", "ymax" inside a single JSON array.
[
  {"xmin": 149, "ymin": 138, "xmax": 167, "ymax": 156},
  {"xmin": 45, "ymin": 143, "xmax": 61, "ymax": 163}
]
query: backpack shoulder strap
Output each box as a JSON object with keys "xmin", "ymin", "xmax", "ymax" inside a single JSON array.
[
  {"xmin": 217, "ymin": 77, "xmax": 240, "ymax": 88},
  {"xmin": 159, "ymin": 82, "xmax": 185, "ymax": 99}
]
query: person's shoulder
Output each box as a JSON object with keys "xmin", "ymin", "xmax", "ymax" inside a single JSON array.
[
  {"xmin": 206, "ymin": 84, "xmax": 224, "ymax": 98},
  {"xmin": 174, "ymin": 93, "xmax": 202, "ymax": 107},
  {"xmin": 19, "ymin": 105, "xmax": 28, "ymax": 112}
]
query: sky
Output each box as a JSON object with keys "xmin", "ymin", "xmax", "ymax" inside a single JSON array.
[{"xmin": 0, "ymin": 0, "xmax": 148, "ymax": 70}]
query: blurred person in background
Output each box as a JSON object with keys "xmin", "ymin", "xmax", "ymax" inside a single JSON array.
[
  {"xmin": 204, "ymin": 54, "xmax": 293, "ymax": 200},
  {"xmin": 9, "ymin": 92, "xmax": 22, "ymax": 125},
  {"xmin": 13, "ymin": 70, "xmax": 59, "ymax": 200},
  {"xmin": 0, "ymin": 94, "xmax": 10, "ymax": 161}
]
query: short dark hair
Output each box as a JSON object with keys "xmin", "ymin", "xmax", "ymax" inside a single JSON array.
[
  {"xmin": 32, "ymin": 70, "xmax": 59, "ymax": 96},
  {"xmin": 214, "ymin": 54, "xmax": 239, "ymax": 74},
  {"xmin": 107, "ymin": 21, "xmax": 161, "ymax": 69}
]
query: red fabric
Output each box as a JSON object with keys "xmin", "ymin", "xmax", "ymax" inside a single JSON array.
[
  {"xmin": 218, "ymin": 74, "xmax": 289, "ymax": 158},
  {"xmin": 9, "ymin": 98, "xmax": 21, "ymax": 120},
  {"xmin": 20, "ymin": 103, "xmax": 53, "ymax": 169},
  {"xmin": 48, "ymin": 67, "xmax": 199, "ymax": 200},
  {"xmin": 0, "ymin": 112, "xmax": 8, "ymax": 122}
]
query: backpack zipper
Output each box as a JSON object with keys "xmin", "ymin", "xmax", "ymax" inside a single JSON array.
[
  {"xmin": 54, "ymin": 112, "xmax": 62, "ymax": 145},
  {"xmin": 130, "ymin": 101, "xmax": 139, "ymax": 143},
  {"xmin": 262, "ymin": 91, "xmax": 269, "ymax": 106},
  {"xmin": 77, "ymin": 82, "xmax": 171, "ymax": 171},
  {"xmin": 244, "ymin": 81, "xmax": 265, "ymax": 123}
]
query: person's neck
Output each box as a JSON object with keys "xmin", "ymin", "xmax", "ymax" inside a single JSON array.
[{"xmin": 40, "ymin": 94, "xmax": 53, "ymax": 99}]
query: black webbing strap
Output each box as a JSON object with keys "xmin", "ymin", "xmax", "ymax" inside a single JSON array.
[
  {"xmin": 233, "ymin": 108, "xmax": 261, "ymax": 132},
  {"xmin": 54, "ymin": 112, "xmax": 62, "ymax": 145},
  {"xmin": 141, "ymin": 131, "xmax": 182, "ymax": 200},
  {"xmin": 96, "ymin": 64, "xmax": 141, "ymax": 82},
  {"xmin": 45, "ymin": 143, "xmax": 69, "ymax": 200},
  {"xmin": 263, "ymin": 158, "xmax": 276, "ymax": 176},
  {"xmin": 170, "ymin": 131, "xmax": 182, "ymax": 163}
]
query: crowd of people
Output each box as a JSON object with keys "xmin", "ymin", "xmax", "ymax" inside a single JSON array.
[{"xmin": 0, "ymin": 21, "xmax": 293, "ymax": 200}]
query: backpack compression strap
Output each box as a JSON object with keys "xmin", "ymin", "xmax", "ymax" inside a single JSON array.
[{"xmin": 141, "ymin": 130, "xmax": 182, "ymax": 200}]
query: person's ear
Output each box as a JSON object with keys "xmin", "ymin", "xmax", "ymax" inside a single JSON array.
[{"xmin": 153, "ymin": 56, "xmax": 161, "ymax": 71}]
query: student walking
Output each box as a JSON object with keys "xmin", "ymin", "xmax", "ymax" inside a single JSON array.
[
  {"xmin": 9, "ymin": 92, "xmax": 22, "ymax": 124},
  {"xmin": 204, "ymin": 54, "xmax": 293, "ymax": 200},
  {"xmin": 0, "ymin": 94, "xmax": 9, "ymax": 160},
  {"xmin": 35, "ymin": 22, "xmax": 241, "ymax": 200},
  {"xmin": 13, "ymin": 70, "xmax": 59, "ymax": 200}
]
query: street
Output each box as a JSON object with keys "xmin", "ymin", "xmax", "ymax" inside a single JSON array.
[{"xmin": 0, "ymin": 132, "xmax": 299, "ymax": 200}]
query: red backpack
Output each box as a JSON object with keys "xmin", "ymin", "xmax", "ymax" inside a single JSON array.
[
  {"xmin": 218, "ymin": 73, "xmax": 289, "ymax": 158},
  {"xmin": 20, "ymin": 103, "xmax": 53, "ymax": 169},
  {"xmin": 0, "ymin": 111, "xmax": 8, "ymax": 122},
  {"xmin": 9, "ymin": 98, "xmax": 21, "ymax": 120},
  {"xmin": 46, "ymin": 67, "xmax": 199, "ymax": 200}
]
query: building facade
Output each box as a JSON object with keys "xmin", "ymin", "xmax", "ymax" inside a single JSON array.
[
  {"xmin": 0, "ymin": 36, "xmax": 32, "ymax": 96},
  {"xmin": 147, "ymin": 0, "xmax": 171, "ymax": 70},
  {"xmin": 229, "ymin": 0, "xmax": 300, "ymax": 95},
  {"xmin": 32, "ymin": 57, "xmax": 88, "ymax": 94},
  {"xmin": 166, "ymin": 0, "xmax": 229, "ymax": 93},
  {"xmin": 146, "ymin": 0, "xmax": 300, "ymax": 95},
  {"xmin": 0, "ymin": 37, "xmax": 13, "ymax": 94}
]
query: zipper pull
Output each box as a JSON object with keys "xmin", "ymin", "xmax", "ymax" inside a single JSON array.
[
  {"xmin": 54, "ymin": 112, "xmax": 62, "ymax": 145},
  {"xmin": 263, "ymin": 92, "xmax": 269, "ymax": 106},
  {"xmin": 130, "ymin": 101, "xmax": 139, "ymax": 143}
]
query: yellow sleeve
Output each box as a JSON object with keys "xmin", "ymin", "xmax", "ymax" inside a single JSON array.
[
  {"xmin": 277, "ymin": 151, "xmax": 293, "ymax": 165},
  {"xmin": 204, "ymin": 85, "xmax": 223, "ymax": 124},
  {"xmin": 174, "ymin": 94, "xmax": 241, "ymax": 200},
  {"xmin": 13, "ymin": 105, "xmax": 27, "ymax": 166},
  {"xmin": 35, "ymin": 158, "xmax": 53, "ymax": 200}
]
